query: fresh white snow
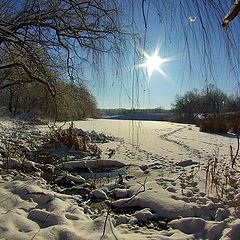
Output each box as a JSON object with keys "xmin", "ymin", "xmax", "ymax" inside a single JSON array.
[{"xmin": 0, "ymin": 118, "xmax": 240, "ymax": 239}]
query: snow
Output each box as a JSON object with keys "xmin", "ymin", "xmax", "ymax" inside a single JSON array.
[
  {"xmin": 169, "ymin": 217, "xmax": 226, "ymax": 240},
  {"xmin": 61, "ymin": 159, "xmax": 125, "ymax": 170},
  {"xmin": 133, "ymin": 208, "xmax": 155, "ymax": 222},
  {"xmin": 91, "ymin": 189, "xmax": 108, "ymax": 200},
  {"xmin": 1, "ymin": 118, "xmax": 240, "ymax": 239},
  {"xmin": 112, "ymin": 188, "xmax": 129, "ymax": 198},
  {"xmin": 0, "ymin": 179, "xmax": 121, "ymax": 240},
  {"xmin": 57, "ymin": 173, "xmax": 86, "ymax": 184},
  {"xmin": 115, "ymin": 214, "xmax": 129, "ymax": 225},
  {"xmin": 215, "ymin": 208, "xmax": 230, "ymax": 221},
  {"xmin": 222, "ymin": 220, "xmax": 240, "ymax": 240},
  {"xmin": 111, "ymin": 181, "xmax": 200, "ymax": 220}
]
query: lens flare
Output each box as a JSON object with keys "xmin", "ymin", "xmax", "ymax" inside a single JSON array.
[{"xmin": 137, "ymin": 48, "xmax": 175, "ymax": 80}]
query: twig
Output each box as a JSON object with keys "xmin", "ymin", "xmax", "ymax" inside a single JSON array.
[
  {"xmin": 101, "ymin": 207, "xmax": 111, "ymax": 238},
  {"xmin": 231, "ymin": 135, "xmax": 239, "ymax": 168},
  {"xmin": 113, "ymin": 177, "xmax": 147, "ymax": 210},
  {"xmin": 101, "ymin": 177, "xmax": 147, "ymax": 238},
  {"xmin": 101, "ymin": 177, "xmax": 118, "ymax": 238}
]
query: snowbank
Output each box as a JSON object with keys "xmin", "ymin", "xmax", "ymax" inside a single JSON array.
[{"xmin": 0, "ymin": 118, "xmax": 240, "ymax": 239}]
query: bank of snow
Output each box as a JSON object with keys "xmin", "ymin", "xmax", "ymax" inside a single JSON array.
[
  {"xmin": 1, "ymin": 118, "xmax": 240, "ymax": 239},
  {"xmin": 0, "ymin": 178, "xmax": 121, "ymax": 240}
]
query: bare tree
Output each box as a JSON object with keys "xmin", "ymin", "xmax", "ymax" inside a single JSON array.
[
  {"xmin": 0, "ymin": 0, "xmax": 239, "ymax": 116},
  {"xmin": 0, "ymin": 0, "xmax": 126, "ymax": 94}
]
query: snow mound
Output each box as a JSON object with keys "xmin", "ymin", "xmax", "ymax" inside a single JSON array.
[
  {"xmin": 169, "ymin": 217, "xmax": 226, "ymax": 240},
  {"xmin": 113, "ymin": 188, "xmax": 129, "ymax": 198},
  {"xmin": 61, "ymin": 159, "xmax": 125, "ymax": 170},
  {"xmin": 0, "ymin": 180, "xmax": 123, "ymax": 240},
  {"xmin": 91, "ymin": 189, "xmax": 108, "ymax": 200},
  {"xmin": 222, "ymin": 220, "xmax": 240, "ymax": 240},
  {"xmin": 133, "ymin": 208, "xmax": 155, "ymax": 222},
  {"xmin": 111, "ymin": 181, "xmax": 200, "ymax": 220}
]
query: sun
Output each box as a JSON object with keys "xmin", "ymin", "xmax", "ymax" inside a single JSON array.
[
  {"xmin": 143, "ymin": 52, "xmax": 165, "ymax": 78},
  {"xmin": 137, "ymin": 48, "xmax": 173, "ymax": 80}
]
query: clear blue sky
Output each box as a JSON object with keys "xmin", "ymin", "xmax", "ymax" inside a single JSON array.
[{"xmin": 87, "ymin": 1, "xmax": 240, "ymax": 109}]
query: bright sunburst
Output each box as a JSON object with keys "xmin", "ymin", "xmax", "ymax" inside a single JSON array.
[
  {"xmin": 137, "ymin": 47, "xmax": 175, "ymax": 80},
  {"xmin": 142, "ymin": 51, "xmax": 165, "ymax": 78}
]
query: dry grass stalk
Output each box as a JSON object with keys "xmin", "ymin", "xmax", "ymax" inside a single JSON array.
[
  {"xmin": 44, "ymin": 122, "xmax": 102, "ymax": 156},
  {"xmin": 200, "ymin": 116, "xmax": 228, "ymax": 133},
  {"xmin": 231, "ymin": 135, "xmax": 239, "ymax": 168},
  {"xmin": 205, "ymin": 136, "xmax": 239, "ymax": 201}
]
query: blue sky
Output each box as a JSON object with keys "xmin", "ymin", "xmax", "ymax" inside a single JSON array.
[{"xmin": 87, "ymin": 1, "xmax": 240, "ymax": 109}]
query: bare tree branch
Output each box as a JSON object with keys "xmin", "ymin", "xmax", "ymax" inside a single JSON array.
[{"xmin": 0, "ymin": 61, "xmax": 55, "ymax": 96}]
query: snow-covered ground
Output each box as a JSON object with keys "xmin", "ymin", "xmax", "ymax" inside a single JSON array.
[{"xmin": 0, "ymin": 118, "xmax": 240, "ymax": 239}]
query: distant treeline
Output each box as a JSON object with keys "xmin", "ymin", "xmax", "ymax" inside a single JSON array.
[
  {"xmin": 0, "ymin": 80, "xmax": 98, "ymax": 121},
  {"xmin": 0, "ymin": 43, "xmax": 98, "ymax": 121},
  {"xmin": 171, "ymin": 85, "xmax": 240, "ymax": 123},
  {"xmin": 99, "ymin": 108, "xmax": 171, "ymax": 116}
]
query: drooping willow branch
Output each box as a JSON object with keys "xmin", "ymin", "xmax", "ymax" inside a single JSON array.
[{"xmin": 0, "ymin": 61, "xmax": 55, "ymax": 96}]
